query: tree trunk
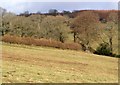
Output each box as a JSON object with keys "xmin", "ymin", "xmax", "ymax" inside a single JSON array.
[
  {"xmin": 80, "ymin": 43, "xmax": 86, "ymax": 51},
  {"xmin": 109, "ymin": 37, "xmax": 112, "ymax": 53},
  {"xmin": 73, "ymin": 32, "xmax": 76, "ymax": 42},
  {"xmin": 85, "ymin": 40, "xmax": 90, "ymax": 52},
  {"xmin": 1, "ymin": 30, "xmax": 4, "ymax": 36},
  {"xmin": 59, "ymin": 33, "xmax": 64, "ymax": 43}
]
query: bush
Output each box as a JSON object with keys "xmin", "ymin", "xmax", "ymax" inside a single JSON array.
[
  {"xmin": 94, "ymin": 42, "xmax": 112, "ymax": 56},
  {"xmin": 2, "ymin": 35, "xmax": 81, "ymax": 50},
  {"xmin": 115, "ymin": 54, "xmax": 120, "ymax": 58}
]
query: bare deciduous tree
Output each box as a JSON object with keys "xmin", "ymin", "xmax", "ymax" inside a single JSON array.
[
  {"xmin": 40, "ymin": 15, "xmax": 71, "ymax": 42},
  {"xmin": 72, "ymin": 11, "xmax": 99, "ymax": 51}
]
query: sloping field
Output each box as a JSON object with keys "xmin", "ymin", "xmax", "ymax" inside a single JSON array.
[{"xmin": 2, "ymin": 43, "xmax": 118, "ymax": 83}]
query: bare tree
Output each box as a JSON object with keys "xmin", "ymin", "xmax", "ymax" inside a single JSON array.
[
  {"xmin": 72, "ymin": 11, "xmax": 99, "ymax": 51},
  {"xmin": 97, "ymin": 12, "xmax": 118, "ymax": 54},
  {"xmin": 40, "ymin": 15, "xmax": 71, "ymax": 42}
]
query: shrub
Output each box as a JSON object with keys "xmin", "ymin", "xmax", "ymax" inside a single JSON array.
[
  {"xmin": 2, "ymin": 35, "xmax": 81, "ymax": 50},
  {"xmin": 94, "ymin": 42, "xmax": 112, "ymax": 56},
  {"xmin": 115, "ymin": 55, "xmax": 120, "ymax": 58},
  {"xmin": 61, "ymin": 42, "xmax": 80, "ymax": 50}
]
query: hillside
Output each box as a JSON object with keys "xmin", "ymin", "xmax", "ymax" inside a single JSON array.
[
  {"xmin": 2, "ymin": 43, "xmax": 118, "ymax": 83},
  {"xmin": 1, "ymin": 8, "xmax": 118, "ymax": 55}
]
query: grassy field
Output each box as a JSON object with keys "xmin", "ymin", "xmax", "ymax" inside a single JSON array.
[{"xmin": 2, "ymin": 43, "xmax": 118, "ymax": 83}]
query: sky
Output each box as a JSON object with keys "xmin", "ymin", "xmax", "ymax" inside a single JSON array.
[{"xmin": 0, "ymin": 0, "xmax": 119, "ymax": 14}]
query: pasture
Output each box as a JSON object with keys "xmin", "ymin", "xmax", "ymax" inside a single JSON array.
[{"xmin": 2, "ymin": 43, "xmax": 118, "ymax": 83}]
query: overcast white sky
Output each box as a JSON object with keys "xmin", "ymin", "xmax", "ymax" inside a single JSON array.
[{"xmin": 0, "ymin": 0, "xmax": 119, "ymax": 14}]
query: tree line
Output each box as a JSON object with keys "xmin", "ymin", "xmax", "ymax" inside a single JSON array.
[{"xmin": 0, "ymin": 7, "xmax": 119, "ymax": 57}]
